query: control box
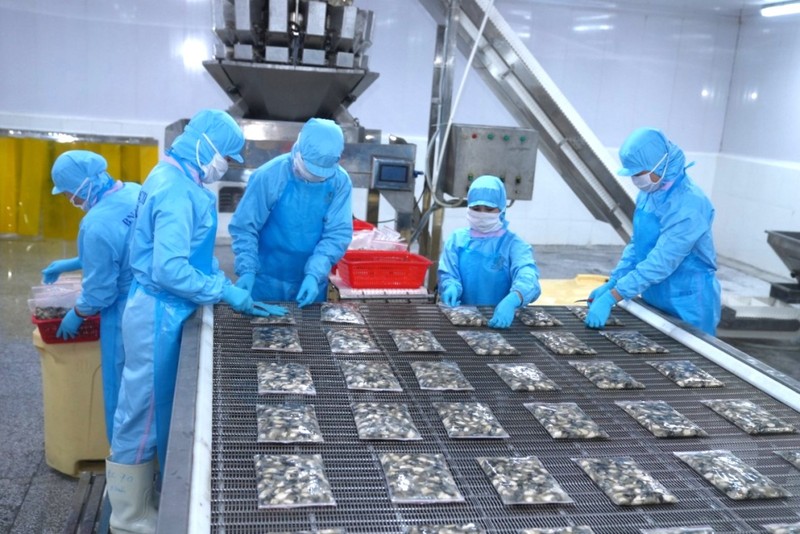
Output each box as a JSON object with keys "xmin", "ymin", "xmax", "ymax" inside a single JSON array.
[
  {"xmin": 443, "ymin": 124, "xmax": 539, "ymax": 200},
  {"xmin": 370, "ymin": 156, "xmax": 415, "ymax": 191}
]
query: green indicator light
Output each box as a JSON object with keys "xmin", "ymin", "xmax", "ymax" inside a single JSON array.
[
  {"xmin": 487, "ymin": 133, "xmax": 495, "ymax": 140},
  {"xmin": 503, "ymin": 134, "xmax": 510, "ymax": 141},
  {"xmin": 520, "ymin": 136, "xmax": 527, "ymax": 143}
]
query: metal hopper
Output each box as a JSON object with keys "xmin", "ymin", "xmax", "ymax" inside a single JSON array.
[
  {"xmin": 767, "ymin": 230, "xmax": 800, "ymax": 303},
  {"xmin": 205, "ymin": 0, "xmax": 377, "ymax": 122},
  {"xmin": 203, "ymin": 60, "xmax": 378, "ymax": 122}
]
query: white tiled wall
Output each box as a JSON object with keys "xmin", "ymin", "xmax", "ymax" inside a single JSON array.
[
  {"xmin": 349, "ymin": 0, "xmax": 740, "ymax": 151},
  {"xmin": 722, "ymin": 14, "xmax": 800, "ymax": 161},
  {"xmin": 2, "ymin": 0, "xmax": 799, "ymax": 276},
  {"xmin": 713, "ymin": 13, "xmax": 800, "ymax": 278},
  {"xmin": 712, "ymin": 155, "xmax": 800, "ymax": 277}
]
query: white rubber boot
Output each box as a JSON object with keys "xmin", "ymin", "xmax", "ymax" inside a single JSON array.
[{"xmin": 106, "ymin": 457, "xmax": 159, "ymax": 534}]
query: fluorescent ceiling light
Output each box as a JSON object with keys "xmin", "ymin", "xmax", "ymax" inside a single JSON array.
[
  {"xmin": 761, "ymin": 1, "xmax": 800, "ymax": 17},
  {"xmin": 573, "ymin": 24, "xmax": 612, "ymax": 32},
  {"xmin": 51, "ymin": 133, "xmax": 78, "ymax": 143},
  {"xmin": 180, "ymin": 37, "xmax": 208, "ymax": 72}
]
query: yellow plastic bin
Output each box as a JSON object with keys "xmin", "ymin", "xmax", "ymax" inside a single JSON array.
[{"xmin": 32, "ymin": 328, "xmax": 109, "ymax": 477}]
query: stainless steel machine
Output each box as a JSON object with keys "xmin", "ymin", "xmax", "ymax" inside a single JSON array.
[
  {"xmin": 767, "ymin": 230, "xmax": 800, "ymax": 304},
  {"xmin": 166, "ymin": 0, "xmax": 419, "ymax": 243},
  {"xmin": 166, "ymin": 0, "xmax": 541, "ymax": 264},
  {"xmin": 717, "ymin": 231, "xmax": 800, "ymax": 337}
]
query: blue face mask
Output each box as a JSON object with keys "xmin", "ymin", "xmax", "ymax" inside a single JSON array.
[
  {"xmin": 467, "ymin": 209, "xmax": 503, "ymax": 233},
  {"xmin": 292, "ymin": 150, "xmax": 326, "ymax": 183},
  {"xmin": 632, "ymin": 152, "xmax": 668, "ymax": 193},
  {"xmin": 196, "ymin": 134, "xmax": 229, "ymax": 184},
  {"xmin": 69, "ymin": 178, "xmax": 93, "ymax": 211}
]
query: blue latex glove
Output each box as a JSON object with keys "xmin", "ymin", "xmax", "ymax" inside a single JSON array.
[
  {"xmin": 56, "ymin": 308, "xmax": 84, "ymax": 339},
  {"xmin": 585, "ymin": 290, "xmax": 617, "ymax": 329},
  {"xmin": 440, "ymin": 285, "xmax": 460, "ymax": 307},
  {"xmin": 588, "ymin": 280, "xmax": 614, "ymax": 303},
  {"xmin": 251, "ymin": 302, "xmax": 288, "ymax": 317},
  {"xmin": 488, "ymin": 292, "xmax": 521, "ymax": 329},
  {"xmin": 235, "ymin": 272, "xmax": 256, "ymax": 294},
  {"xmin": 221, "ymin": 284, "xmax": 253, "ymax": 313},
  {"xmin": 296, "ymin": 275, "xmax": 319, "ymax": 308},
  {"xmin": 42, "ymin": 257, "xmax": 82, "ymax": 284}
]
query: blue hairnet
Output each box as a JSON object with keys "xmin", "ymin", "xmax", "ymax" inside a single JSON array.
[
  {"xmin": 51, "ymin": 150, "xmax": 112, "ymax": 197},
  {"xmin": 295, "ymin": 118, "xmax": 344, "ymax": 178},
  {"xmin": 467, "ymin": 175, "xmax": 507, "ymax": 211},
  {"xmin": 617, "ymin": 127, "xmax": 688, "ymax": 182},
  {"xmin": 169, "ymin": 109, "xmax": 244, "ymax": 166}
]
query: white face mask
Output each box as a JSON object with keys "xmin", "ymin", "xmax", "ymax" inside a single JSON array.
[
  {"xmin": 69, "ymin": 178, "xmax": 92, "ymax": 211},
  {"xmin": 196, "ymin": 133, "xmax": 229, "ymax": 184},
  {"xmin": 292, "ymin": 150, "xmax": 326, "ymax": 183},
  {"xmin": 467, "ymin": 209, "xmax": 503, "ymax": 233},
  {"xmin": 632, "ymin": 152, "xmax": 668, "ymax": 193}
]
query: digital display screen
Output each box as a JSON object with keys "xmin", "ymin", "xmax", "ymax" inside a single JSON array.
[{"xmin": 379, "ymin": 163, "xmax": 409, "ymax": 183}]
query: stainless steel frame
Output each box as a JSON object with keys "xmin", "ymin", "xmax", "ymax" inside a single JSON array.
[{"xmin": 159, "ymin": 300, "xmax": 800, "ymax": 533}]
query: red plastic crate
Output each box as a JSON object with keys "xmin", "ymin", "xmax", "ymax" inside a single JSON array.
[
  {"xmin": 32, "ymin": 314, "xmax": 101, "ymax": 344},
  {"xmin": 352, "ymin": 218, "xmax": 375, "ymax": 232},
  {"xmin": 336, "ymin": 250, "xmax": 433, "ymax": 289}
]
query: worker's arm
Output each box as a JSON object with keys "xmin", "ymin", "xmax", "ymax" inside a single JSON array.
[
  {"xmin": 508, "ymin": 238, "xmax": 541, "ymax": 305},
  {"xmin": 304, "ymin": 171, "xmax": 354, "ymax": 283},
  {"xmin": 615, "ymin": 195, "xmax": 712, "ymax": 299},
  {"xmin": 229, "ymin": 162, "xmax": 279, "ymax": 277},
  {"xmin": 609, "ymin": 237, "xmax": 637, "ymax": 285},
  {"xmin": 74, "ymin": 222, "xmax": 121, "ymax": 316},
  {"xmin": 149, "ymin": 190, "xmax": 227, "ymax": 305},
  {"xmin": 437, "ymin": 230, "xmax": 466, "ymax": 298}
]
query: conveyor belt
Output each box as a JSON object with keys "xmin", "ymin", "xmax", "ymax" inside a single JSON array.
[{"xmin": 207, "ymin": 304, "xmax": 800, "ymax": 533}]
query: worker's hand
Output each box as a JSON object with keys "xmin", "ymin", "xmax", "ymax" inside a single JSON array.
[
  {"xmin": 42, "ymin": 257, "xmax": 82, "ymax": 284},
  {"xmin": 221, "ymin": 284, "xmax": 253, "ymax": 313},
  {"xmin": 245, "ymin": 301, "xmax": 288, "ymax": 318},
  {"xmin": 235, "ymin": 273, "xmax": 256, "ymax": 294},
  {"xmin": 488, "ymin": 292, "xmax": 521, "ymax": 329},
  {"xmin": 296, "ymin": 275, "xmax": 319, "ymax": 308},
  {"xmin": 440, "ymin": 285, "xmax": 460, "ymax": 307},
  {"xmin": 585, "ymin": 290, "xmax": 617, "ymax": 329},
  {"xmin": 56, "ymin": 308, "xmax": 84, "ymax": 339},
  {"xmin": 588, "ymin": 280, "xmax": 614, "ymax": 303},
  {"xmin": 252, "ymin": 302, "xmax": 288, "ymax": 317}
]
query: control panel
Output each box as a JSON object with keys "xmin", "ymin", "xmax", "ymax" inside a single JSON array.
[
  {"xmin": 370, "ymin": 156, "xmax": 415, "ymax": 191},
  {"xmin": 443, "ymin": 124, "xmax": 539, "ymax": 200}
]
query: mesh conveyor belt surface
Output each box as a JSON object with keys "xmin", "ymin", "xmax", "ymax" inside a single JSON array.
[{"xmin": 210, "ymin": 304, "xmax": 800, "ymax": 533}]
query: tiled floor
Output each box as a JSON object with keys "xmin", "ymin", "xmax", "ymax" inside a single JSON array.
[{"xmin": 1, "ymin": 239, "xmax": 798, "ymax": 533}]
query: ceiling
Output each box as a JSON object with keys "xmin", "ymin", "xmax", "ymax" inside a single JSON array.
[
  {"xmin": 521, "ymin": 0, "xmax": 779, "ymax": 16},
  {"xmin": 612, "ymin": 0, "xmax": 772, "ymax": 13}
]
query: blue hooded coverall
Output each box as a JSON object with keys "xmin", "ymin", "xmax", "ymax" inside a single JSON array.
[
  {"xmin": 51, "ymin": 150, "xmax": 140, "ymax": 443},
  {"xmin": 438, "ymin": 175, "xmax": 541, "ymax": 306},
  {"xmin": 111, "ymin": 110, "xmax": 244, "ymax": 469},
  {"xmin": 229, "ymin": 118, "xmax": 353, "ymax": 302},
  {"xmin": 612, "ymin": 128, "xmax": 721, "ymax": 335}
]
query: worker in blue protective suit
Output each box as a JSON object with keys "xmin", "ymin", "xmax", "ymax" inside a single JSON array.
[
  {"xmin": 584, "ymin": 127, "xmax": 721, "ymax": 335},
  {"xmin": 108, "ymin": 109, "xmax": 285, "ymax": 533},
  {"xmin": 229, "ymin": 118, "xmax": 353, "ymax": 306},
  {"xmin": 43, "ymin": 150, "xmax": 140, "ymax": 447},
  {"xmin": 438, "ymin": 175, "xmax": 541, "ymax": 328}
]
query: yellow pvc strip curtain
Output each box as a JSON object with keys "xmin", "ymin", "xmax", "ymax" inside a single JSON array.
[{"xmin": 0, "ymin": 136, "xmax": 158, "ymax": 239}]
